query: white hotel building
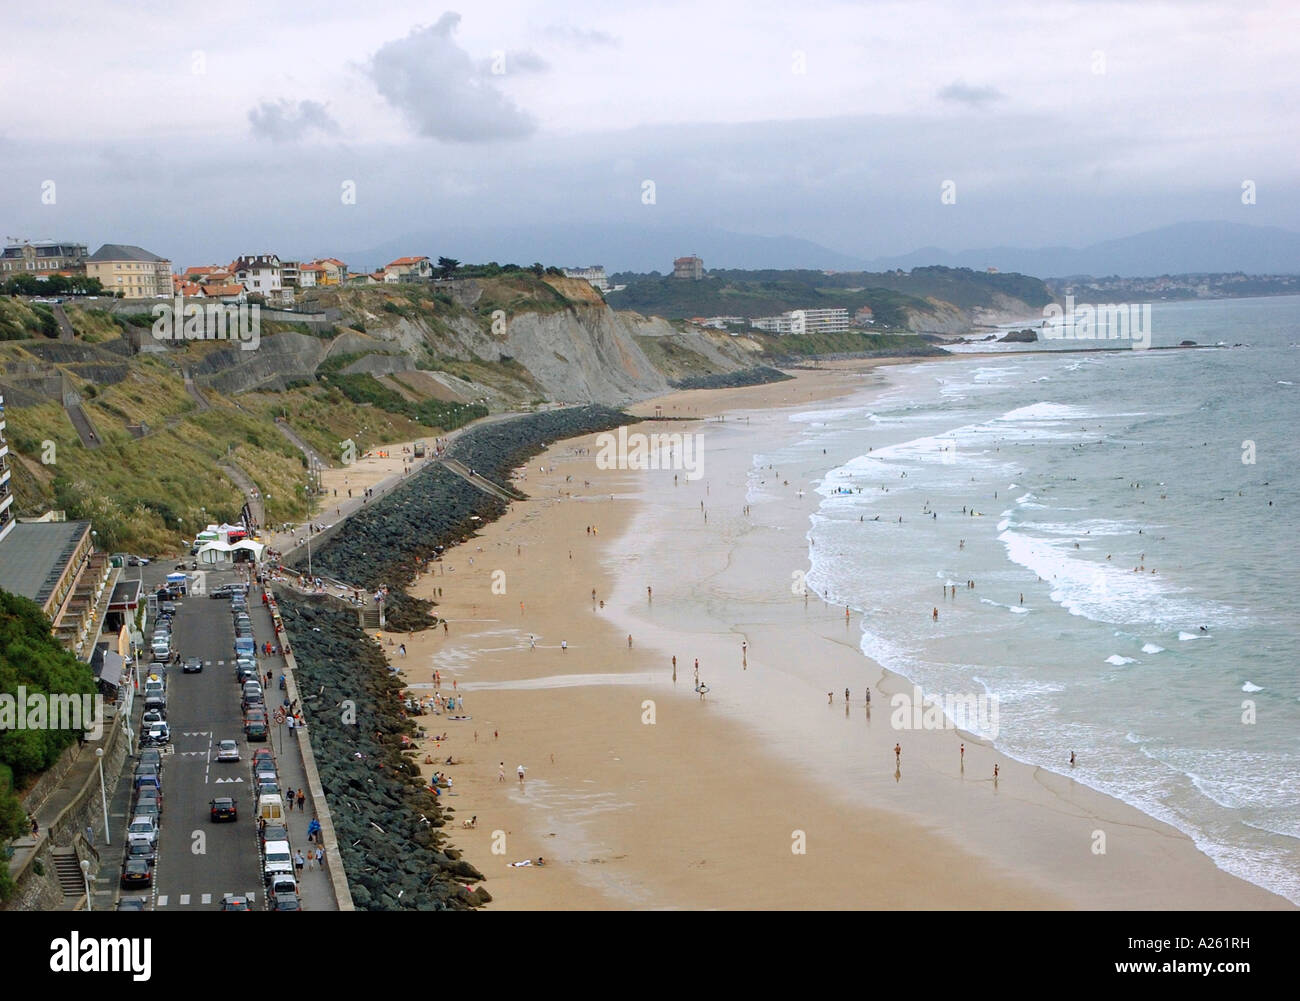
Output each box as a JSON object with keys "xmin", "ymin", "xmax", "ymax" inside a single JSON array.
[{"xmin": 750, "ymin": 307, "xmax": 849, "ymax": 335}]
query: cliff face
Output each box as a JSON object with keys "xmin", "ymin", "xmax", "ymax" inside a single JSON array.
[{"xmin": 183, "ymin": 278, "xmax": 758, "ymax": 407}]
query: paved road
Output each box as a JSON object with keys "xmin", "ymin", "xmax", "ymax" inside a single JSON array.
[
  {"xmin": 100, "ymin": 563, "xmax": 337, "ymax": 911},
  {"xmin": 146, "ymin": 568, "xmax": 264, "ymax": 910}
]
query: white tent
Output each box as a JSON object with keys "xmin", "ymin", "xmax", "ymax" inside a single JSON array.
[{"xmin": 197, "ymin": 539, "xmax": 266, "ymax": 565}]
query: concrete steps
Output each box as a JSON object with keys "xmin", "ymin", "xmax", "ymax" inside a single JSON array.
[{"xmin": 51, "ymin": 848, "xmax": 85, "ymax": 898}]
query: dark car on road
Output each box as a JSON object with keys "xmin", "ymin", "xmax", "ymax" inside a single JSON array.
[
  {"xmin": 244, "ymin": 710, "xmax": 268, "ymax": 741},
  {"xmin": 125, "ymin": 839, "xmax": 157, "ymax": 866},
  {"xmin": 120, "ymin": 857, "xmax": 153, "ymax": 889},
  {"xmin": 183, "ymin": 656, "xmax": 204, "ymax": 674},
  {"xmin": 210, "ymin": 797, "xmax": 238, "ymax": 822},
  {"xmin": 270, "ymin": 891, "xmax": 302, "ymax": 911},
  {"xmin": 116, "ymin": 897, "xmax": 148, "ymax": 911},
  {"xmin": 259, "ymin": 822, "xmax": 289, "ymax": 846},
  {"xmin": 219, "ymin": 895, "xmax": 252, "ymax": 911}
]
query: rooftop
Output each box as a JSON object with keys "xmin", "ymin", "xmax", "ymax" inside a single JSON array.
[
  {"xmin": 0, "ymin": 520, "xmax": 92, "ymax": 607},
  {"xmin": 88, "ymin": 244, "xmax": 168, "ymax": 263}
]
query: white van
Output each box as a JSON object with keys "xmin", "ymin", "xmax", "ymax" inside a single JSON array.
[
  {"xmin": 263, "ymin": 840, "xmax": 293, "ymax": 884},
  {"xmin": 257, "ymin": 794, "xmax": 284, "ymax": 825}
]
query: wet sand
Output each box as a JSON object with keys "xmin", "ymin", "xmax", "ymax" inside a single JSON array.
[{"xmin": 378, "ymin": 365, "xmax": 1290, "ymax": 909}]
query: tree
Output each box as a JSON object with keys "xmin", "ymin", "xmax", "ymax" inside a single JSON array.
[
  {"xmin": 529, "ymin": 262, "xmax": 544, "ymax": 277},
  {"xmin": 436, "ymin": 257, "xmax": 460, "ymax": 280}
]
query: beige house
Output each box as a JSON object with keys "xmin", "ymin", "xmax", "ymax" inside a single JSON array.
[{"xmin": 86, "ymin": 243, "xmax": 172, "ymax": 298}]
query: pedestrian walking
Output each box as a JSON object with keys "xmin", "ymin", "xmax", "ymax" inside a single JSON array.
[
  {"xmin": 315, "ymin": 846, "xmax": 324, "ymax": 869},
  {"xmin": 498, "ymin": 762, "xmax": 505, "ymax": 782},
  {"xmin": 287, "ymin": 715, "xmax": 296, "ymax": 738},
  {"xmin": 294, "ymin": 851, "xmax": 305, "ymax": 876},
  {"xmin": 297, "ymin": 788, "xmax": 305, "ymax": 811},
  {"xmin": 517, "ymin": 764, "xmax": 526, "ymax": 785}
]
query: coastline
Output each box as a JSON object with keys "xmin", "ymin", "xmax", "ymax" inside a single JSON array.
[{"xmin": 380, "ymin": 360, "xmax": 1290, "ymax": 910}]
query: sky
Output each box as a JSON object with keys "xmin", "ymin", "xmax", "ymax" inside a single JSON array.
[{"xmin": 1, "ymin": 0, "xmax": 1297, "ymax": 271}]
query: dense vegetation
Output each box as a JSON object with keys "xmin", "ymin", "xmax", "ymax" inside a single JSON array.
[
  {"xmin": 607, "ymin": 265, "xmax": 1054, "ymax": 325},
  {"xmin": 0, "ymin": 590, "xmax": 97, "ymax": 899}
]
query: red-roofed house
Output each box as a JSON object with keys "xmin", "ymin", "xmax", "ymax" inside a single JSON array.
[
  {"xmin": 312, "ymin": 258, "xmax": 347, "ymax": 286},
  {"xmin": 383, "ymin": 255, "xmax": 432, "ymax": 283},
  {"xmin": 197, "ymin": 283, "xmax": 248, "ymax": 303}
]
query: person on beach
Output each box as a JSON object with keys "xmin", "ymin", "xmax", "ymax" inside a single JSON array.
[
  {"xmin": 932, "ymin": 607, "xmax": 939, "ymax": 621},
  {"xmin": 845, "ymin": 688, "xmax": 850, "ymax": 703},
  {"xmin": 498, "ymin": 762, "xmax": 505, "ymax": 782},
  {"xmin": 627, "ymin": 634, "xmax": 633, "ymax": 649},
  {"xmin": 865, "ymin": 689, "xmax": 871, "ymax": 704},
  {"xmin": 960, "ymin": 743, "xmax": 965, "ymax": 764},
  {"xmin": 828, "ymin": 692, "xmax": 833, "ymax": 704},
  {"xmin": 993, "ymin": 763, "xmax": 999, "ymax": 780},
  {"xmin": 647, "ymin": 586, "xmax": 652, "ymax": 601},
  {"xmin": 517, "ymin": 764, "xmax": 526, "ymax": 785},
  {"xmin": 1070, "ymin": 751, "xmax": 1076, "ymax": 766},
  {"xmin": 561, "ymin": 640, "xmax": 568, "ymax": 652},
  {"xmin": 399, "ymin": 643, "xmax": 406, "ymax": 657},
  {"xmin": 530, "ymin": 634, "xmax": 536, "ymax": 650},
  {"xmin": 895, "ymin": 743, "xmax": 901, "ymax": 765}
]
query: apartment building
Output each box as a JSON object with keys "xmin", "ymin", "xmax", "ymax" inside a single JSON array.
[
  {"xmin": 750, "ymin": 307, "xmax": 850, "ymax": 336},
  {"xmin": 563, "ymin": 265, "xmax": 609, "ymax": 291},
  {"xmin": 0, "ymin": 393, "xmax": 12, "ymax": 543},
  {"xmin": 85, "ymin": 244, "xmax": 172, "ymax": 298},
  {"xmin": 1, "ymin": 240, "xmax": 88, "ymax": 275}
]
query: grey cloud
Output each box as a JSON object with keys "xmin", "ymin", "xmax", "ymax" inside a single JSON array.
[
  {"xmin": 936, "ymin": 82, "xmax": 1006, "ymax": 108},
  {"xmin": 248, "ymin": 99, "xmax": 341, "ymax": 142},
  {"xmin": 542, "ymin": 25, "xmax": 619, "ymax": 48},
  {"xmin": 367, "ymin": 13, "xmax": 536, "ymax": 142}
]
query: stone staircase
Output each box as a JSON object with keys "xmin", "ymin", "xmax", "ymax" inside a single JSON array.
[{"xmin": 51, "ymin": 848, "xmax": 85, "ymax": 899}]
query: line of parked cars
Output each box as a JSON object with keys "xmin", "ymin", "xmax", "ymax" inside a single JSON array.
[
  {"xmin": 121, "ymin": 742, "xmax": 165, "ymax": 898},
  {"xmin": 213, "ymin": 585, "xmax": 301, "ymax": 910}
]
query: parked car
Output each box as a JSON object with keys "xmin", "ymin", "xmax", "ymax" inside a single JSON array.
[
  {"xmin": 142, "ymin": 722, "xmax": 170, "ymax": 746},
  {"xmin": 260, "ymin": 821, "xmax": 289, "ymax": 846},
  {"xmin": 141, "ymin": 709, "xmax": 165, "ymax": 730},
  {"xmin": 138, "ymin": 748, "xmax": 162, "ymax": 768},
  {"xmin": 116, "ymin": 897, "xmax": 148, "ymax": 911},
  {"xmin": 160, "ymin": 601, "xmax": 178, "ymax": 615},
  {"xmin": 126, "ymin": 816, "xmax": 158, "ymax": 847},
  {"xmin": 244, "ymin": 710, "xmax": 268, "ymax": 741},
  {"xmin": 209, "ymin": 797, "xmax": 238, "ymax": 822},
  {"xmin": 182, "ymin": 657, "xmax": 204, "ymax": 674},
  {"xmin": 234, "ymin": 637, "xmax": 256, "ymax": 658},
  {"xmin": 270, "ymin": 891, "xmax": 302, "ymax": 911},
  {"xmin": 219, "ymin": 894, "xmax": 251, "ymax": 911},
  {"xmin": 131, "ymin": 799, "xmax": 160, "ymax": 822},
  {"xmin": 235, "ymin": 660, "xmax": 258, "ymax": 682},
  {"xmin": 133, "ymin": 763, "xmax": 162, "ymax": 789},
  {"xmin": 251, "ymin": 748, "xmax": 275, "ymax": 768},
  {"xmin": 135, "ymin": 787, "xmax": 163, "ymax": 816},
  {"xmin": 124, "ymin": 839, "xmax": 157, "ymax": 866},
  {"xmin": 120, "ymin": 857, "xmax": 153, "ymax": 889},
  {"xmin": 127, "ymin": 555, "xmax": 150, "ymax": 567},
  {"xmin": 216, "ymin": 739, "xmax": 240, "ymax": 762},
  {"xmin": 143, "ymin": 695, "xmax": 167, "ymax": 718},
  {"xmin": 254, "ymin": 779, "xmax": 281, "ymax": 800}
]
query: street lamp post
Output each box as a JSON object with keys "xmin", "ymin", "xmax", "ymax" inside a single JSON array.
[
  {"xmin": 95, "ymin": 747, "xmax": 109, "ymax": 845},
  {"xmin": 79, "ymin": 858, "xmax": 91, "ymax": 911}
]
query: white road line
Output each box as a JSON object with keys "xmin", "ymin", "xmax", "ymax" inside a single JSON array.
[
  {"xmin": 180, "ymin": 894, "xmax": 190, "ymax": 905},
  {"xmin": 157, "ymin": 895, "xmax": 168, "ymax": 906},
  {"xmin": 201, "ymin": 893, "xmax": 212, "ymax": 904}
]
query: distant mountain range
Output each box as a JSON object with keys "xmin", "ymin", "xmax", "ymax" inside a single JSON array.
[
  {"xmin": 862, "ymin": 221, "xmax": 1300, "ymax": 278},
  {"xmin": 331, "ymin": 220, "xmax": 1300, "ymax": 281}
]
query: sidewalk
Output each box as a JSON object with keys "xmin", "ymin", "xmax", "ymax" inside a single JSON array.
[{"xmin": 250, "ymin": 597, "xmax": 338, "ymax": 910}]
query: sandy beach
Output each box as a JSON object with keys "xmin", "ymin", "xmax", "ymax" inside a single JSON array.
[{"xmin": 374, "ymin": 362, "xmax": 1291, "ymax": 909}]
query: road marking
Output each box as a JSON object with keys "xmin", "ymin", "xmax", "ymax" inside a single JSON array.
[
  {"xmin": 201, "ymin": 893, "xmax": 212, "ymax": 904},
  {"xmin": 180, "ymin": 894, "xmax": 190, "ymax": 905},
  {"xmin": 157, "ymin": 895, "xmax": 168, "ymax": 906},
  {"xmin": 214, "ymin": 776, "xmax": 245, "ymax": 783}
]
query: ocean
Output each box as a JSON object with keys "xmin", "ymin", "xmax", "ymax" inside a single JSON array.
[{"xmin": 765, "ymin": 295, "xmax": 1300, "ymax": 902}]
